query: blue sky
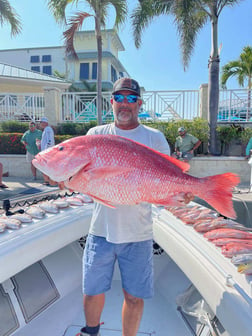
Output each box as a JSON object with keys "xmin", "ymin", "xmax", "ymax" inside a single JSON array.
[{"xmin": 0, "ymin": 0, "xmax": 251, "ymax": 91}]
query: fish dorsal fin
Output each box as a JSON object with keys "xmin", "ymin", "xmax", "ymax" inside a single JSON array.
[{"xmin": 153, "ymin": 151, "xmax": 190, "ymax": 172}]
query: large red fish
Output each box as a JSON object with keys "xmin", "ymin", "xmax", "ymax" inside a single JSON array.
[{"xmin": 32, "ymin": 134, "xmax": 239, "ymax": 218}]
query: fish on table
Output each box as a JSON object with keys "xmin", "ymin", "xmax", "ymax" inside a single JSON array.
[
  {"xmin": 0, "ymin": 217, "xmax": 21, "ymax": 230},
  {"xmin": 212, "ymin": 238, "xmax": 252, "ymax": 247},
  {"xmin": 231, "ymin": 253, "xmax": 252, "ymax": 266},
  {"xmin": 194, "ymin": 218, "xmax": 251, "ymax": 233},
  {"xmin": 204, "ymin": 228, "xmax": 252, "ymax": 241},
  {"xmin": 6, "ymin": 213, "xmax": 33, "ymax": 223},
  {"xmin": 237, "ymin": 262, "xmax": 252, "ymax": 275},
  {"xmin": 222, "ymin": 243, "xmax": 252, "ymax": 258},
  {"xmin": 32, "ymin": 134, "xmax": 240, "ymax": 219},
  {"xmin": 25, "ymin": 205, "xmax": 46, "ymax": 219},
  {"xmin": 39, "ymin": 201, "xmax": 59, "ymax": 214}
]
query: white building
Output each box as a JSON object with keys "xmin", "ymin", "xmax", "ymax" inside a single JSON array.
[{"xmin": 0, "ymin": 29, "xmax": 129, "ymax": 91}]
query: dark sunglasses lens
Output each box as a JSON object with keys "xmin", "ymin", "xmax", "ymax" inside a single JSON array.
[
  {"xmin": 127, "ymin": 95, "xmax": 138, "ymax": 103},
  {"xmin": 114, "ymin": 94, "xmax": 124, "ymax": 102},
  {"xmin": 113, "ymin": 94, "xmax": 137, "ymax": 103}
]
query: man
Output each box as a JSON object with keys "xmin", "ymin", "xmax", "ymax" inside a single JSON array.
[
  {"xmin": 245, "ymin": 136, "xmax": 252, "ymax": 159},
  {"xmin": 79, "ymin": 78, "xmax": 170, "ymax": 336},
  {"xmin": 21, "ymin": 121, "xmax": 42, "ymax": 180},
  {"xmin": 0, "ymin": 162, "xmax": 8, "ymax": 188},
  {"xmin": 40, "ymin": 117, "xmax": 55, "ymax": 185},
  {"xmin": 173, "ymin": 127, "xmax": 201, "ymax": 162}
]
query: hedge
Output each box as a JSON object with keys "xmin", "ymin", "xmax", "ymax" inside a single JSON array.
[
  {"xmin": 1, "ymin": 119, "xmax": 251, "ymax": 155},
  {"xmin": 0, "ymin": 133, "xmax": 72, "ymax": 154}
]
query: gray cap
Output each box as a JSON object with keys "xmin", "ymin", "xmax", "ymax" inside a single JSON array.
[
  {"xmin": 40, "ymin": 117, "xmax": 48, "ymax": 123},
  {"xmin": 178, "ymin": 127, "xmax": 186, "ymax": 132},
  {"xmin": 112, "ymin": 77, "xmax": 141, "ymax": 96}
]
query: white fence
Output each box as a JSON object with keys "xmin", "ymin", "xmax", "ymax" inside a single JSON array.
[
  {"xmin": 0, "ymin": 93, "xmax": 45, "ymax": 122},
  {"xmin": 218, "ymin": 89, "xmax": 252, "ymax": 122},
  {"xmin": 60, "ymin": 90, "xmax": 200, "ymax": 122},
  {"xmin": 0, "ymin": 89, "xmax": 251, "ymax": 123}
]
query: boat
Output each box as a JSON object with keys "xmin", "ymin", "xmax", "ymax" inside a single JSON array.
[{"xmin": 1, "ymin": 190, "xmax": 252, "ymax": 336}]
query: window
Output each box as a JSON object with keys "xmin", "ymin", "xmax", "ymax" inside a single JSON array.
[
  {"xmin": 119, "ymin": 72, "xmax": 124, "ymax": 78},
  {"xmin": 42, "ymin": 66, "xmax": 52, "ymax": 75},
  {"xmin": 42, "ymin": 55, "xmax": 51, "ymax": 62},
  {"xmin": 31, "ymin": 66, "xmax": 40, "ymax": 72},
  {"xmin": 80, "ymin": 63, "xmax": 89, "ymax": 80},
  {"xmin": 92, "ymin": 63, "xmax": 97, "ymax": 80},
  {"xmin": 111, "ymin": 65, "xmax": 117, "ymax": 82},
  {"xmin": 30, "ymin": 55, "xmax": 39, "ymax": 63}
]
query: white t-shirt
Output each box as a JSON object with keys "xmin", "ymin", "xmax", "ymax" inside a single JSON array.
[
  {"xmin": 41, "ymin": 126, "xmax": 55, "ymax": 151},
  {"xmin": 86, "ymin": 123, "xmax": 170, "ymax": 243}
]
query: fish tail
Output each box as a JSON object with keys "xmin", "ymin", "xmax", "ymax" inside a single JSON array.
[{"xmin": 197, "ymin": 173, "xmax": 240, "ymax": 219}]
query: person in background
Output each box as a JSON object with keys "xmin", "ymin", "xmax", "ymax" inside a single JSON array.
[
  {"xmin": 0, "ymin": 162, "xmax": 8, "ymax": 188},
  {"xmin": 21, "ymin": 121, "xmax": 42, "ymax": 180},
  {"xmin": 172, "ymin": 127, "xmax": 201, "ymax": 162},
  {"xmin": 245, "ymin": 136, "xmax": 252, "ymax": 159},
  {"xmin": 78, "ymin": 77, "xmax": 171, "ymax": 336},
  {"xmin": 40, "ymin": 117, "xmax": 55, "ymax": 185}
]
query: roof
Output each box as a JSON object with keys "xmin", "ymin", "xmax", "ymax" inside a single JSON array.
[{"xmin": 0, "ymin": 63, "xmax": 70, "ymax": 84}]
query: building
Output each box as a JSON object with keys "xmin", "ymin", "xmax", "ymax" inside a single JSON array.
[
  {"xmin": 0, "ymin": 62, "xmax": 71, "ymax": 123},
  {"xmin": 0, "ymin": 29, "xmax": 129, "ymax": 90}
]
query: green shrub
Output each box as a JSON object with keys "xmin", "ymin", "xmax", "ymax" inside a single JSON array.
[
  {"xmin": 143, "ymin": 118, "xmax": 209, "ymax": 152},
  {"xmin": 56, "ymin": 121, "xmax": 97, "ymax": 135},
  {"xmin": 240, "ymin": 127, "xmax": 252, "ymax": 145},
  {"xmin": 0, "ymin": 121, "xmax": 30, "ymax": 133},
  {"xmin": 0, "ymin": 133, "xmax": 72, "ymax": 154}
]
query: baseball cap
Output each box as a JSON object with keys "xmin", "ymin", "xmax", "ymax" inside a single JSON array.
[
  {"xmin": 40, "ymin": 117, "xmax": 48, "ymax": 123},
  {"xmin": 112, "ymin": 77, "xmax": 141, "ymax": 96},
  {"xmin": 178, "ymin": 127, "xmax": 186, "ymax": 132}
]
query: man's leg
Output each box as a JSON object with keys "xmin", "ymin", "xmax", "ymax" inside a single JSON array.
[
  {"xmin": 31, "ymin": 163, "xmax": 36, "ymax": 178},
  {"xmin": 122, "ymin": 289, "xmax": 144, "ymax": 336},
  {"xmin": 83, "ymin": 293, "xmax": 105, "ymax": 327}
]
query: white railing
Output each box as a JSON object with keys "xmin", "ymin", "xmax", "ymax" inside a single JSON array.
[
  {"xmin": 218, "ymin": 89, "xmax": 252, "ymax": 122},
  {"xmin": 61, "ymin": 90, "xmax": 200, "ymax": 122},
  {"xmin": 0, "ymin": 93, "xmax": 45, "ymax": 122},
  {"xmin": 61, "ymin": 92, "xmax": 113, "ymax": 123},
  {"xmin": 0, "ymin": 89, "xmax": 251, "ymax": 123}
]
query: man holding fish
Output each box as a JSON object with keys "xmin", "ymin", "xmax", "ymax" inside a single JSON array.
[
  {"xmin": 32, "ymin": 77, "xmax": 239, "ymax": 336},
  {"xmin": 78, "ymin": 78, "xmax": 171, "ymax": 336}
]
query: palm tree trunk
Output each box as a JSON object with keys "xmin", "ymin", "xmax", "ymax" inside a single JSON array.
[
  {"xmin": 208, "ymin": 12, "xmax": 220, "ymax": 155},
  {"xmin": 247, "ymin": 75, "xmax": 251, "ymax": 120},
  {"xmin": 95, "ymin": 16, "xmax": 103, "ymax": 125}
]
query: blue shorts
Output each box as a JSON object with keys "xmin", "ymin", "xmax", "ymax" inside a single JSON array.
[{"xmin": 83, "ymin": 234, "xmax": 154, "ymax": 299}]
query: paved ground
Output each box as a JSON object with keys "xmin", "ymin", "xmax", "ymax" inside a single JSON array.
[{"xmin": 0, "ymin": 176, "xmax": 59, "ymax": 203}]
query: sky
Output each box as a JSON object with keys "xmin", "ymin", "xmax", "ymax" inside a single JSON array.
[{"xmin": 0, "ymin": 0, "xmax": 251, "ymax": 91}]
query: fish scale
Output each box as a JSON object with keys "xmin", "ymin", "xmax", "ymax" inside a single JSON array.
[{"xmin": 32, "ymin": 134, "xmax": 240, "ymax": 218}]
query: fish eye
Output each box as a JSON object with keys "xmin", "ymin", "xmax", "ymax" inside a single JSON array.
[{"xmin": 58, "ymin": 146, "xmax": 64, "ymax": 151}]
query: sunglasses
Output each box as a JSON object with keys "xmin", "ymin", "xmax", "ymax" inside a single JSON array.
[{"xmin": 113, "ymin": 94, "xmax": 138, "ymax": 103}]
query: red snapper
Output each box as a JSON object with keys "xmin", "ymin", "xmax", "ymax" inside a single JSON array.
[{"xmin": 32, "ymin": 134, "xmax": 239, "ymax": 218}]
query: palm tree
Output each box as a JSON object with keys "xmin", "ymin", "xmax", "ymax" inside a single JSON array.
[
  {"xmin": 47, "ymin": 0, "xmax": 127, "ymax": 125},
  {"xmin": 131, "ymin": 0, "xmax": 243, "ymax": 155},
  {"xmin": 0, "ymin": 0, "xmax": 22, "ymax": 36},
  {"xmin": 221, "ymin": 45, "xmax": 252, "ymax": 120}
]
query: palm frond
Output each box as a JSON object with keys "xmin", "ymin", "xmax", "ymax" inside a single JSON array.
[
  {"xmin": 47, "ymin": 0, "xmax": 70, "ymax": 23},
  {"xmin": 175, "ymin": 1, "xmax": 208, "ymax": 70},
  {"xmin": 0, "ymin": 0, "xmax": 22, "ymax": 36},
  {"xmin": 131, "ymin": 0, "xmax": 174, "ymax": 49},
  {"xmin": 63, "ymin": 11, "xmax": 92, "ymax": 59}
]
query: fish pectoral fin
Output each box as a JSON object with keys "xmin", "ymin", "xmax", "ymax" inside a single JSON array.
[
  {"xmin": 90, "ymin": 195, "xmax": 116, "ymax": 208},
  {"xmin": 86, "ymin": 166, "xmax": 133, "ymax": 180}
]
